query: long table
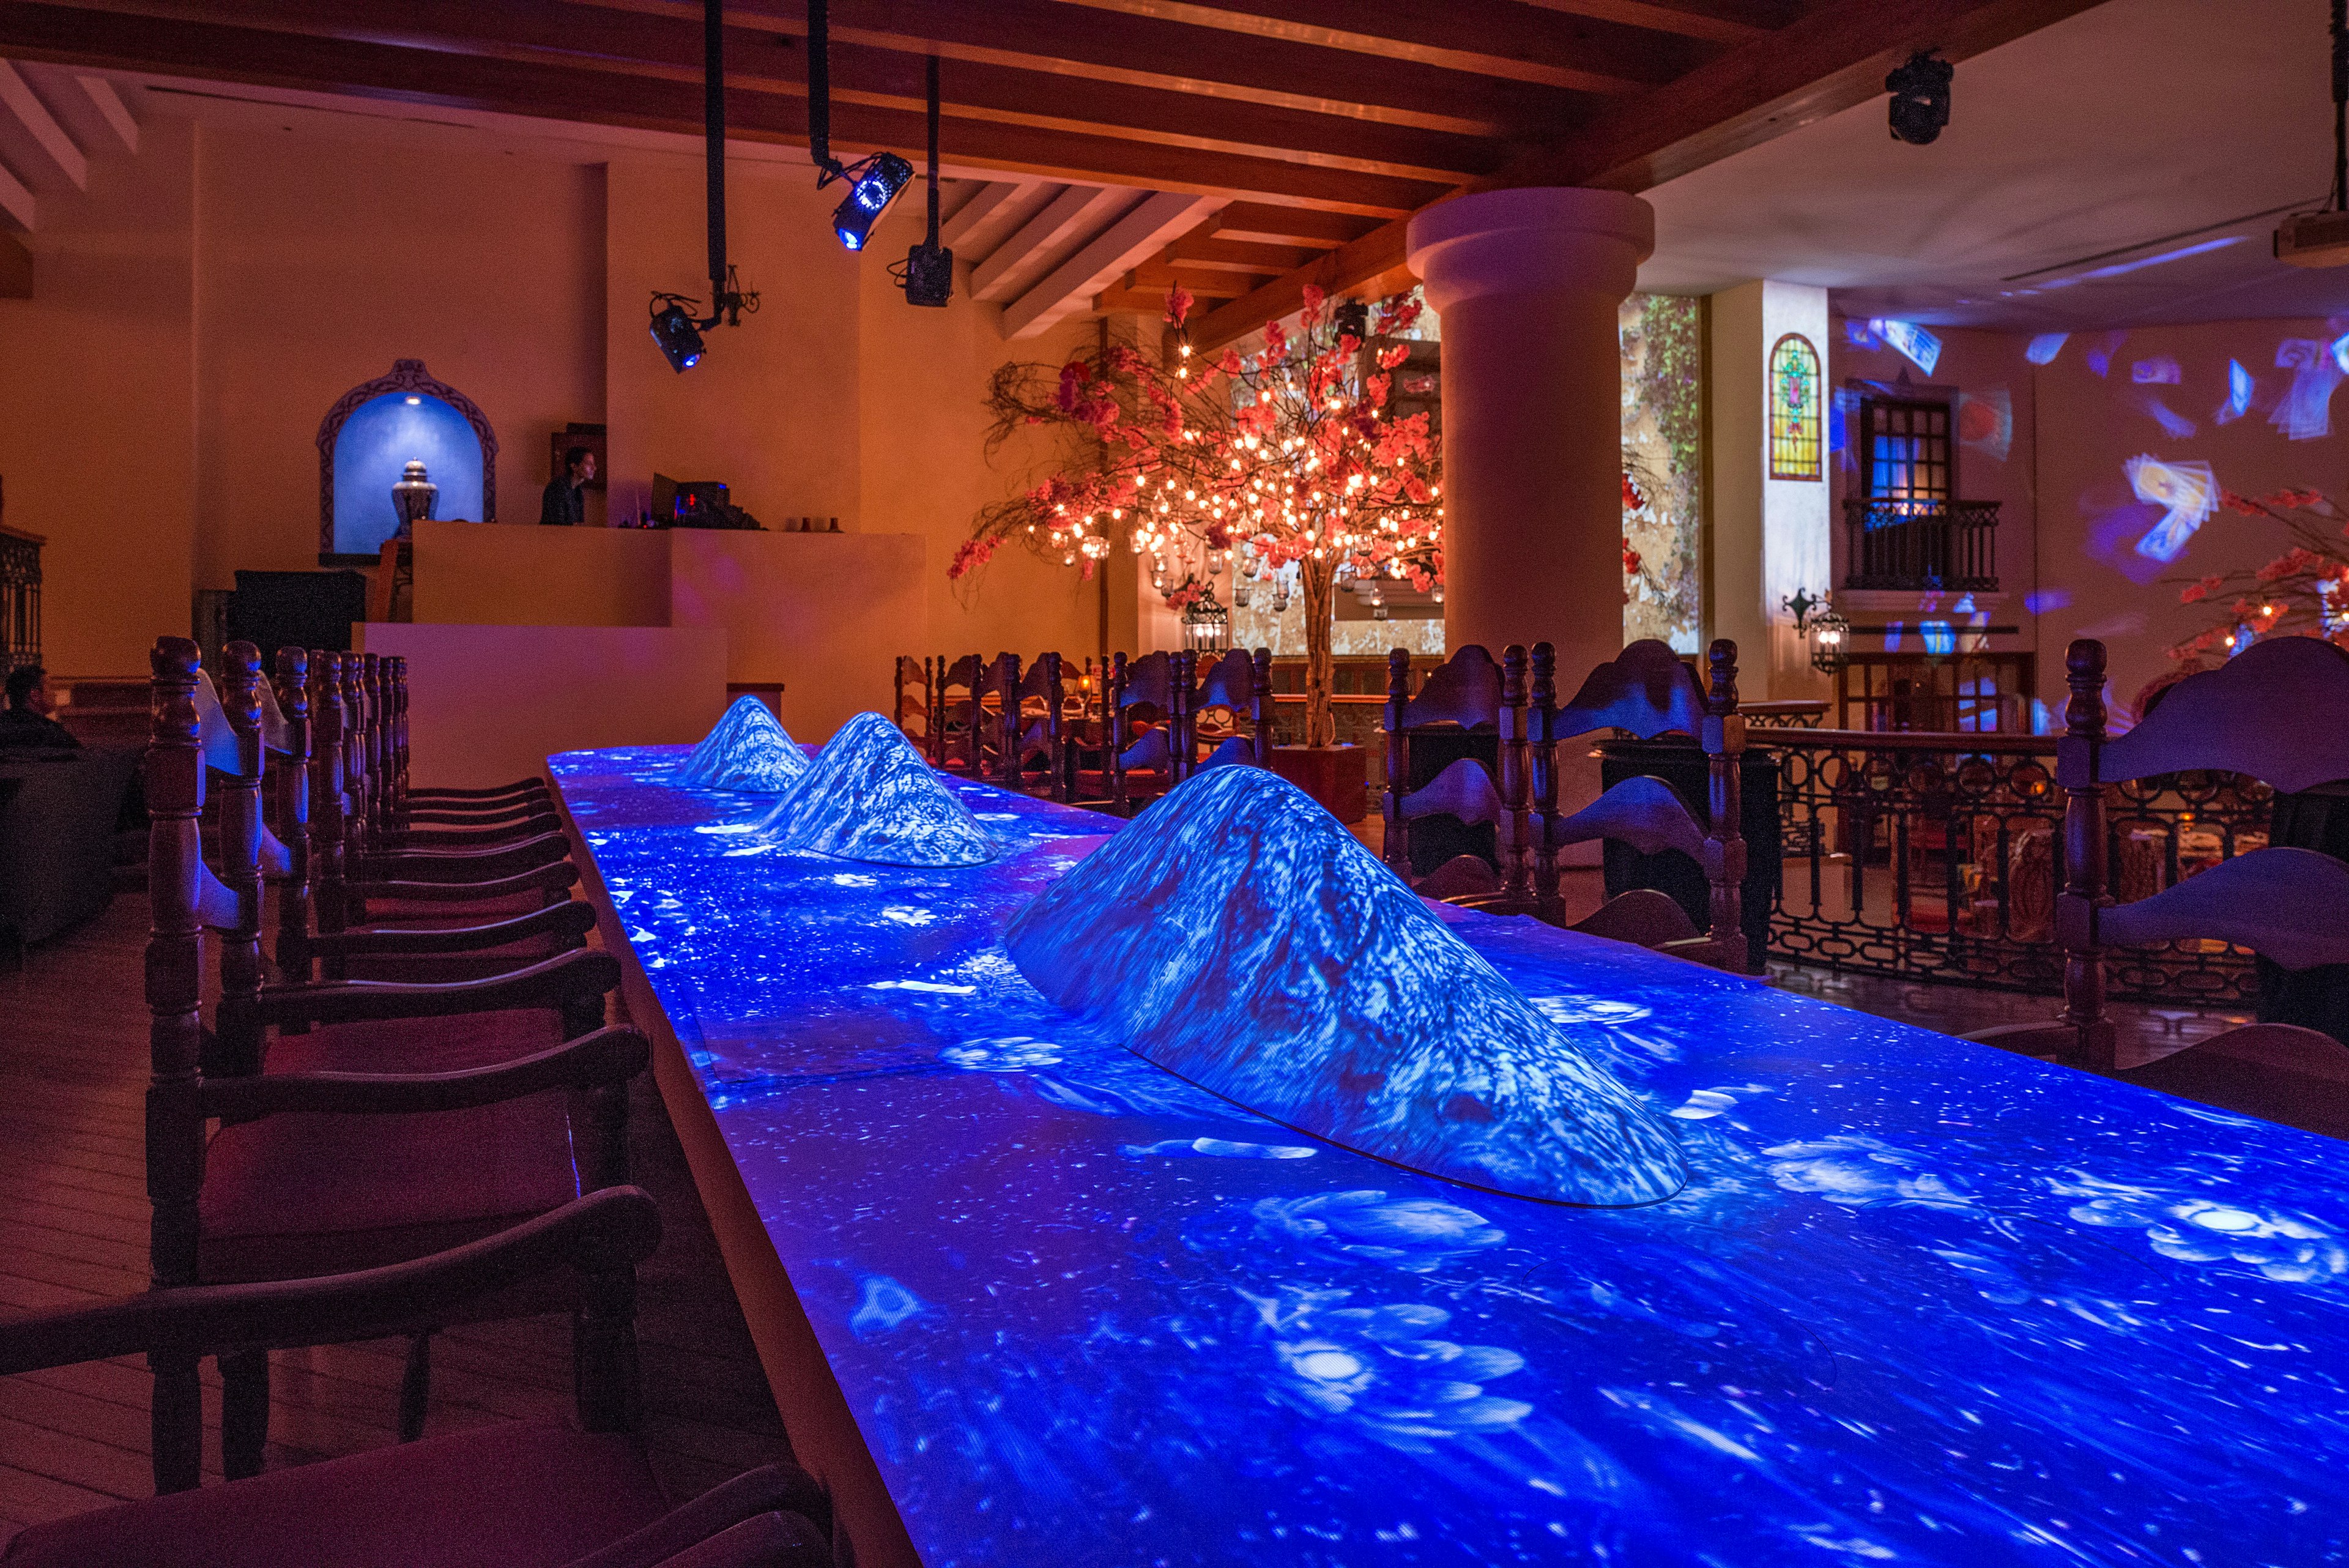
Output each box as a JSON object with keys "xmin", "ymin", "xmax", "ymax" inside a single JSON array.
[{"xmin": 552, "ymin": 745, "xmax": 2349, "ymax": 1568}]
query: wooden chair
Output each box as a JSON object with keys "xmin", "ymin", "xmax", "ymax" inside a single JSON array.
[
  {"xmin": 149, "ymin": 637, "xmax": 645, "ymax": 1479},
  {"xmin": 1108, "ymin": 650, "xmax": 1183, "ymax": 814},
  {"xmin": 892, "ymin": 654, "xmax": 930, "ymax": 749},
  {"xmin": 996, "ymin": 652, "xmax": 1067, "ymax": 799},
  {"xmin": 0, "ymin": 1189, "xmax": 838, "ymax": 1566},
  {"xmin": 380, "ymin": 653, "xmax": 552, "ymax": 814},
  {"xmin": 931, "ymin": 653, "xmax": 985, "ymax": 773},
  {"xmin": 1187, "ymin": 647, "xmax": 1275, "ymax": 775},
  {"xmin": 1531, "ymin": 638, "xmax": 1749, "ymax": 972},
  {"xmin": 1964, "ymin": 637, "xmax": 2349, "ymax": 1134},
  {"xmin": 1381, "ymin": 644, "xmax": 1511, "ymax": 896}
]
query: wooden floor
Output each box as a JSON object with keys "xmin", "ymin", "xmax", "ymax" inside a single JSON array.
[{"xmin": 0, "ymin": 894, "xmax": 793, "ymax": 1548}]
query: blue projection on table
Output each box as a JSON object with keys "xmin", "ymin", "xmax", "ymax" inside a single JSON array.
[
  {"xmin": 552, "ymin": 739, "xmax": 2349, "ymax": 1567},
  {"xmin": 1007, "ymin": 768, "xmax": 1685, "ymax": 1207},
  {"xmin": 676, "ymin": 696, "xmax": 811, "ymax": 793},
  {"xmin": 751, "ymin": 710, "xmax": 998, "ymax": 866}
]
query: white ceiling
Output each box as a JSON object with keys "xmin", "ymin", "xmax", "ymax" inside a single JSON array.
[{"xmin": 1639, "ymin": 0, "xmax": 2349, "ymax": 330}]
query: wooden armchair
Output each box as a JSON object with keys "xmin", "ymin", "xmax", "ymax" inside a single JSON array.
[
  {"xmin": 994, "ymin": 652, "xmax": 1067, "ymax": 799},
  {"xmin": 1381, "ymin": 644, "xmax": 1512, "ymax": 897},
  {"xmin": 1964, "ymin": 637, "xmax": 2349, "ymax": 1134},
  {"xmin": 1531, "ymin": 638, "xmax": 1750, "ymax": 972},
  {"xmin": 1187, "ymin": 647, "xmax": 1275, "ymax": 774},
  {"xmin": 931, "ymin": 653, "xmax": 985, "ymax": 773},
  {"xmin": 149, "ymin": 637, "xmax": 645, "ymax": 1479},
  {"xmin": 383, "ymin": 655, "xmax": 555, "ymax": 813},
  {"xmin": 0, "ymin": 1188, "xmax": 837, "ymax": 1567},
  {"xmin": 1108, "ymin": 650, "xmax": 1184, "ymax": 814}
]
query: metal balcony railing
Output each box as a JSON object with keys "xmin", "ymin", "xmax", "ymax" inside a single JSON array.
[{"xmin": 1842, "ymin": 498, "xmax": 2000, "ymax": 592}]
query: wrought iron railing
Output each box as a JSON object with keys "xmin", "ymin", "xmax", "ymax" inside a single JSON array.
[
  {"xmin": 1842, "ymin": 498, "xmax": 2000, "ymax": 591},
  {"xmin": 1756, "ymin": 727, "xmax": 2268, "ymax": 1004},
  {"xmin": 0, "ymin": 519, "xmax": 41, "ymax": 675}
]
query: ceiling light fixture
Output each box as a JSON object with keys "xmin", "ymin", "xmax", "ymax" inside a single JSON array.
[
  {"xmin": 807, "ymin": 0, "xmax": 914, "ymax": 253},
  {"xmin": 647, "ymin": 0, "xmax": 759, "ymax": 372},
  {"xmin": 891, "ymin": 56, "xmax": 954, "ymax": 307},
  {"xmin": 1885, "ymin": 51, "xmax": 1953, "ymax": 146}
]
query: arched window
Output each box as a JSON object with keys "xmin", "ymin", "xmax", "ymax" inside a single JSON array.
[
  {"xmin": 316, "ymin": 360, "xmax": 499, "ymax": 559},
  {"xmin": 1768, "ymin": 333, "xmax": 1822, "ymax": 482}
]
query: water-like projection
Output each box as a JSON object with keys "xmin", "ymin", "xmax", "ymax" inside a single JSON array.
[
  {"xmin": 2274, "ymin": 338, "xmax": 2344, "ymax": 440},
  {"xmin": 2024, "ymin": 332, "xmax": 2068, "ymax": 366},
  {"xmin": 676, "ymin": 695, "xmax": 812, "ymax": 792},
  {"xmin": 1003, "ymin": 767, "xmax": 1688, "ymax": 1208},
  {"xmin": 754, "ymin": 711, "xmax": 999, "ymax": 866},
  {"xmin": 1869, "ymin": 318, "xmax": 1940, "ymax": 375},
  {"xmin": 2216, "ymin": 359, "xmax": 2254, "ymax": 424},
  {"xmin": 2126, "ymin": 453, "xmax": 2217, "ymax": 563},
  {"xmin": 2132, "ymin": 391, "xmax": 2197, "ymax": 439},
  {"xmin": 2131, "ymin": 356, "xmax": 2181, "ymax": 384}
]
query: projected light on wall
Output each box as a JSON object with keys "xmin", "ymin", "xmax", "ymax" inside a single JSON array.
[
  {"xmin": 2133, "ymin": 392, "xmax": 2198, "ymax": 439},
  {"xmin": 2084, "ymin": 332, "xmax": 2126, "ymax": 377},
  {"xmin": 2131, "ymin": 357, "xmax": 2182, "ymax": 385},
  {"xmin": 330, "ymin": 392, "xmax": 486, "ymax": 555},
  {"xmin": 2126, "ymin": 453, "xmax": 2216, "ymax": 563},
  {"xmin": 1870, "ymin": 319, "xmax": 1942, "ymax": 374},
  {"xmin": 2272, "ymin": 338, "xmax": 2345, "ymax": 440},
  {"xmin": 2025, "ymin": 333, "xmax": 2068, "ymax": 366},
  {"xmin": 1958, "ymin": 387, "xmax": 2013, "ymax": 461},
  {"xmin": 2215, "ymin": 360, "xmax": 2254, "ymax": 425}
]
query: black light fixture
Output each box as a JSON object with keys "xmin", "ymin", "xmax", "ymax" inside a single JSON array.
[
  {"xmin": 1885, "ymin": 50, "xmax": 1953, "ymax": 146},
  {"xmin": 807, "ymin": 0, "xmax": 914, "ymax": 252},
  {"xmin": 647, "ymin": 0, "xmax": 759, "ymax": 371},
  {"xmin": 892, "ymin": 56, "xmax": 954, "ymax": 306}
]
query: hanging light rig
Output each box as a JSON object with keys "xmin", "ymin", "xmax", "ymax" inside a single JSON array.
[
  {"xmin": 649, "ymin": 0, "xmax": 759, "ymax": 371},
  {"xmin": 806, "ymin": 0, "xmax": 914, "ymax": 253},
  {"xmin": 892, "ymin": 57, "xmax": 954, "ymax": 307}
]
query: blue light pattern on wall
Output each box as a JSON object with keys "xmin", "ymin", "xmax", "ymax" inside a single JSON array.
[
  {"xmin": 751, "ymin": 711, "xmax": 999, "ymax": 866},
  {"xmin": 677, "ymin": 696, "xmax": 811, "ymax": 793},
  {"xmin": 1869, "ymin": 318, "xmax": 1941, "ymax": 374},
  {"xmin": 551, "ymin": 744, "xmax": 2349, "ymax": 1568},
  {"xmin": 331, "ymin": 390, "xmax": 484, "ymax": 555},
  {"xmin": 1006, "ymin": 767, "xmax": 1687, "ymax": 1208},
  {"xmin": 2127, "ymin": 453, "xmax": 2217, "ymax": 563}
]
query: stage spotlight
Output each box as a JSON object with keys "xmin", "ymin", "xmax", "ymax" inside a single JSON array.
[
  {"xmin": 899, "ymin": 242, "xmax": 954, "ymax": 307},
  {"xmin": 649, "ymin": 295, "xmax": 705, "ymax": 373},
  {"xmin": 1885, "ymin": 51, "xmax": 1952, "ymax": 146},
  {"xmin": 832, "ymin": 154, "xmax": 914, "ymax": 251}
]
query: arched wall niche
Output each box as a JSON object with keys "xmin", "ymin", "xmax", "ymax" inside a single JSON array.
[{"xmin": 317, "ymin": 359, "xmax": 499, "ymax": 559}]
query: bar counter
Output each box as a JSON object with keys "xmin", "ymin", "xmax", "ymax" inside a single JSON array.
[{"xmin": 552, "ymin": 743, "xmax": 2349, "ymax": 1568}]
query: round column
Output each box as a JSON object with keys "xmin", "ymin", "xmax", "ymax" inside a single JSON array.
[{"xmin": 1406, "ymin": 188, "xmax": 1654, "ymax": 674}]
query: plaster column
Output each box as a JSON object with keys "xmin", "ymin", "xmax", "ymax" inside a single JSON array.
[{"xmin": 1406, "ymin": 188, "xmax": 1654, "ymax": 674}]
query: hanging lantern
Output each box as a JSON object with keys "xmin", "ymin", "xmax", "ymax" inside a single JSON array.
[{"xmin": 1181, "ymin": 581, "xmax": 1231, "ymax": 651}]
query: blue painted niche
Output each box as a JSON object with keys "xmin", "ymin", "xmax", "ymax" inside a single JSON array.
[{"xmin": 315, "ymin": 359, "xmax": 500, "ymax": 557}]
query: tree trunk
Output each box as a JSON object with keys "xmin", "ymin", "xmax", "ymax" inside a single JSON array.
[{"xmin": 1302, "ymin": 557, "xmax": 1337, "ymax": 749}]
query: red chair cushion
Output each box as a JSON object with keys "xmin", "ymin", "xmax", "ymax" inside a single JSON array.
[
  {"xmin": 270, "ymin": 1009, "xmax": 564, "ymax": 1074},
  {"xmin": 1, "ymin": 1424, "xmax": 668, "ymax": 1568},
  {"xmin": 198, "ymin": 1092, "xmax": 579, "ymax": 1284},
  {"xmin": 358, "ymin": 891, "xmax": 560, "ymax": 922}
]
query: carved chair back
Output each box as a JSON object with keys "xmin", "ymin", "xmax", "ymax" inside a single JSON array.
[
  {"xmin": 1109, "ymin": 650, "xmax": 1181, "ymax": 813},
  {"xmin": 1008, "ymin": 652, "xmax": 1067, "ymax": 798},
  {"xmin": 1529, "ymin": 637, "xmax": 1748, "ymax": 970},
  {"xmin": 1994, "ymin": 637, "xmax": 2349, "ymax": 1074},
  {"xmin": 893, "ymin": 655, "xmax": 930, "ymax": 747},
  {"xmin": 1381, "ymin": 644, "xmax": 1511, "ymax": 892},
  {"xmin": 1190, "ymin": 647, "xmax": 1276, "ymax": 773},
  {"xmin": 934, "ymin": 653, "xmax": 985, "ymax": 772}
]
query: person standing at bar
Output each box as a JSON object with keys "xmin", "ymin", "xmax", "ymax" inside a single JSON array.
[{"xmin": 540, "ymin": 445, "xmax": 595, "ymax": 526}]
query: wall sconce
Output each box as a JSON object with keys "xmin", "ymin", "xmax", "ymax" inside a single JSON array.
[{"xmin": 1785, "ymin": 589, "xmax": 1849, "ymax": 672}]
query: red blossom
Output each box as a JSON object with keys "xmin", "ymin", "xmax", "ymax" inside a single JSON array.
[{"xmin": 1165, "ymin": 284, "xmax": 1193, "ymax": 327}]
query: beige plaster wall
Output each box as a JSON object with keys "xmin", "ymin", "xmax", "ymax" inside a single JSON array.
[
  {"xmin": 0, "ymin": 118, "xmax": 196, "ymax": 678},
  {"xmin": 193, "ymin": 127, "xmax": 607, "ymax": 582}
]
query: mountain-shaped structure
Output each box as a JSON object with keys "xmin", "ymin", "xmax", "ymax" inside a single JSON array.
[
  {"xmin": 755, "ymin": 712, "xmax": 999, "ymax": 866},
  {"xmin": 677, "ymin": 696, "xmax": 812, "ymax": 793},
  {"xmin": 1005, "ymin": 767, "xmax": 1687, "ymax": 1206}
]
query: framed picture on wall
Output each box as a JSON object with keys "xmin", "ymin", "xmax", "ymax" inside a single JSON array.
[{"xmin": 550, "ymin": 422, "xmax": 608, "ymax": 491}]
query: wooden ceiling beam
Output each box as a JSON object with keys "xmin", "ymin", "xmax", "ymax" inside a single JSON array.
[
  {"xmin": 1037, "ymin": 0, "xmax": 1716, "ymax": 94},
  {"xmin": 1505, "ymin": 0, "xmax": 1792, "ymax": 46},
  {"xmin": 1162, "ymin": 236, "xmax": 1322, "ymax": 273},
  {"xmin": 579, "ymin": 0, "xmax": 1593, "ymax": 142},
  {"xmin": 1209, "ymin": 202, "xmax": 1376, "ymax": 248},
  {"xmin": 1189, "ymin": 0, "xmax": 2114, "ymax": 351},
  {"xmin": 1003, "ymin": 189, "xmax": 1215, "ymax": 338},
  {"xmin": 0, "ymin": 59, "xmax": 87, "ymax": 192},
  {"xmin": 940, "ymin": 179, "xmax": 1047, "ymax": 261},
  {"xmin": 972, "ymin": 184, "xmax": 1135, "ymax": 302},
  {"xmin": 0, "ymin": 4, "xmax": 1444, "ymax": 212},
  {"xmin": 35, "ymin": 0, "xmax": 1499, "ymax": 184}
]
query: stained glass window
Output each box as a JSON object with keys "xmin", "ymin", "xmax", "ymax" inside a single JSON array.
[{"xmin": 1768, "ymin": 333, "xmax": 1822, "ymax": 481}]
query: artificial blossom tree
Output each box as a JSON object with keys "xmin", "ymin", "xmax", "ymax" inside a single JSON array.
[
  {"xmin": 2169, "ymin": 486, "xmax": 2349, "ymax": 668},
  {"xmin": 956, "ymin": 286, "xmax": 1442, "ymax": 750}
]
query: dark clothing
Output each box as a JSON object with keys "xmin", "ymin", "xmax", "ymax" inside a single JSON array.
[
  {"xmin": 0, "ymin": 708, "xmax": 80, "ymax": 749},
  {"xmin": 540, "ymin": 477, "xmax": 585, "ymax": 527}
]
